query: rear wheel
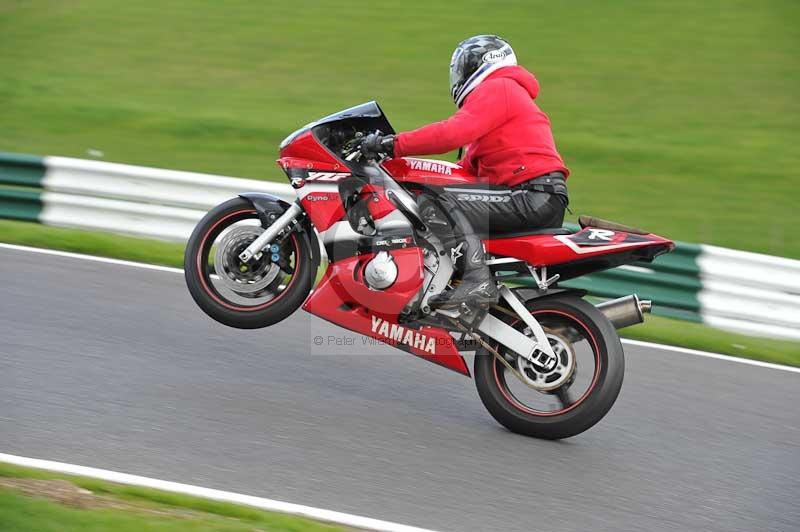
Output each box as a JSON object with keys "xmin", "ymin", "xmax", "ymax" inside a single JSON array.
[
  {"xmin": 474, "ymin": 295, "xmax": 624, "ymax": 439},
  {"xmin": 184, "ymin": 197, "xmax": 318, "ymax": 329}
]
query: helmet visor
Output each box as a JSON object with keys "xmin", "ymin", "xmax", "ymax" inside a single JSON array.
[{"xmin": 449, "ymin": 47, "xmax": 466, "ymax": 97}]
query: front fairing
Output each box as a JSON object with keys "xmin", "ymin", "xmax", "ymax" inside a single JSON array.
[
  {"xmin": 279, "ymin": 101, "xmax": 395, "ymax": 152},
  {"xmin": 313, "ymin": 101, "xmax": 394, "ymax": 133}
]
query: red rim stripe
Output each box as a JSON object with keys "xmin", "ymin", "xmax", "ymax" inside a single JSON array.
[
  {"xmin": 493, "ymin": 309, "xmax": 602, "ymax": 417},
  {"xmin": 195, "ymin": 209, "xmax": 303, "ymax": 312}
]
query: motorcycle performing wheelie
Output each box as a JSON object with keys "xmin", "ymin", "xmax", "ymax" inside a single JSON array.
[{"xmin": 184, "ymin": 102, "xmax": 674, "ymax": 439}]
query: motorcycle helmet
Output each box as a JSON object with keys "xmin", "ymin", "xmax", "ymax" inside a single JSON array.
[{"xmin": 449, "ymin": 35, "xmax": 517, "ymax": 107}]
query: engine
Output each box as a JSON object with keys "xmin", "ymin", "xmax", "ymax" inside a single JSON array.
[{"xmin": 364, "ymin": 251, "xmax": 398, "ymax": 290}]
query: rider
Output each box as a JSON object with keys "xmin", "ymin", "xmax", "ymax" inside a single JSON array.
[{"xmin": 361, "ymin": 35, "xmax": 569, "ymax": 309}]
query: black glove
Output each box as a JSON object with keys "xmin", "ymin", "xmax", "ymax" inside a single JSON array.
[{"xmin": 360, "ymin": 132, "xmax": 395, "ymax": 160}]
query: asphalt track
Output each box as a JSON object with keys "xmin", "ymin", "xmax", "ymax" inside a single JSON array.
[{"xmin": 1, "ymin": 245, "xmax": 798, "ymax": 532}]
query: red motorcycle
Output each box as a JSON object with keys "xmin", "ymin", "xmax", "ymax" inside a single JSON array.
[{"xmin": 185, "ymin": 102, "xmax": 673, "ymax": 439}]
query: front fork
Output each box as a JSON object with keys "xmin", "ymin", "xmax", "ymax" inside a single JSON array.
[{"xmin": 238, "ymin": 201, "xmax": 304, "ymax": 263}]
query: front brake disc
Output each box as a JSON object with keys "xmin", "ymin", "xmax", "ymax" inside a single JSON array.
[{"xmin": 214, "ymin": 226, "xmax": 280, "ymax": 296}]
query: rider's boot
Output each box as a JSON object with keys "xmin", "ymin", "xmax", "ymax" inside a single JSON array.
[{"xmin": 429, "ymin": 232, "xmax": 498, "ymax": 309}]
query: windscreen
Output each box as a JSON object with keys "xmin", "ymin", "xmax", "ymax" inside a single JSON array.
[{"xmin": 279, "ymin": 101, "xmax": 394, "ymax": 150}]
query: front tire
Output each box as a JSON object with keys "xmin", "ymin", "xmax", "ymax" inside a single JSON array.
[
  {"xmin": 184, "ymin": 197, "xmax": 318, "ymax": 329},
  {"xmin": 474, "ymin": 295, "xmax": 624, "ymax": 439}
]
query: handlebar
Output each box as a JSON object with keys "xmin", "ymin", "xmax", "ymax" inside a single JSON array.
[
  {"xmin": 342, "ymin": 133, "xmax": 367, "ymax": 161},
  {"xmin": 342, "ymin": 130, "xmax": 390, "ymax": 163}
]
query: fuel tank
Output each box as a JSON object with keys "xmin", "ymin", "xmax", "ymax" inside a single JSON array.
[{"xmin": 381, "ymin": 157, "xmax": 478, "ymax": 186}]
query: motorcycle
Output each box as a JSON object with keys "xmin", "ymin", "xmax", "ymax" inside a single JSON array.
[{"xmin": 184, "ymin": 102, "xmax": 674, "ymax": 439}]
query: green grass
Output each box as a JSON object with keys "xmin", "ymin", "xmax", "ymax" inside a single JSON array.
[
  {"xmin": 620, "ymin": 314, "xmax": 799, "ymax": 367},
  {"xmin": 0, "ymin": 219, "xmax": 185, "ymax": 268},
  {"xmin": 0, "ymin": 462, "xmax": 347, "ymax": 532},
  {"xmin": 1, "ymin": 1, "xmax": 799, "ymax": 257},
  {"xmin": 1, "ymin": 220, "xmax": 797, "ymax": 366}
]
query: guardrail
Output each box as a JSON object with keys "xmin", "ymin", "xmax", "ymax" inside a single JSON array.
[
  {"xmin": 553, "ymin": 243, "xmax": 703, "ymax": 322},
  {"xmin": 0, "ymin": 153, "xmax": 294, "ymax": 239},
  {"xmin": 697, "ymin": 246, "xmax": 800, "ymax": 340},
  {"xmin": 1, "ymin": 152, "xmax": 798, "ymax": 341}
]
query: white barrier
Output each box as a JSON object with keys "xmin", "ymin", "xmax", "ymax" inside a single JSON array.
[
  {"xmin": 698, "ymin": 246, "xmax": 800, "ymax": 341},
  {"xmin": 40, "ymin": 156, "xmax": 295, "ymax": 241},
  {"xmin": 41, "ymin": 192, "xmax": 206, "ymax": 241},
  {"xmin": 11, "ymin": 155, "xmax": 800, "ymax": 342},
  {"xmin": 44, "ymin": 156, "xmax": 294, "ymax": 210}
]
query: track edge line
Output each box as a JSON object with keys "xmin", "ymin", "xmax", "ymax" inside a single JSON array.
[
  {"xmin": 3, "ymin": 241, "xmax": 796, "ymax": 374},
  {"xmin": 621, "ymin": 338, "xmax": 800, "ymax": 374},
  {"xmin": 0, "ymin": 242, "xmax": 183, "ymax": 274},
  {"xmin": 0, "ymin": 453, "xmax": 442, "ymax": 532}
]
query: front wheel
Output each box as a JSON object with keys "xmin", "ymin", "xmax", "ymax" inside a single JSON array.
[
  {"xmin": 474, "ymin": 295, "xmax": 624, "ymax": 439},
  {"xmin": 184, "ymin": 197, "xmax": 318, "ymax": 329}
]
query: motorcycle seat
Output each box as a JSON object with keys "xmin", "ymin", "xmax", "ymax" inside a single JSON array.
[{"xmin": 479, "ymin": 226, "xmax": 575, "ymax": 239}]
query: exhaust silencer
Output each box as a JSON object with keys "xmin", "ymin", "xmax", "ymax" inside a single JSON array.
[{"xmin": 596, "ymin": 294, "xmax": 652, "ymax": 329}]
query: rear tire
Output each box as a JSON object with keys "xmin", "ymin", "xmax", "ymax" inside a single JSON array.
[
  {"xmin": 474, "ymin": 295, "xmax": 624, "ymax": 439},
  {"xmin": 184, "ymin": 197, "xmax": 318, "ymax": 329}
]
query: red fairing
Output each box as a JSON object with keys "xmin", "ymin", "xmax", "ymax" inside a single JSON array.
[
  {"xmin": 277, "ymin": 156, "xmax": 345, "ymax": 172},
  {"xmin": 303, "ymin": 250, "xmax": 469, "ymax": 376},
  {"xmin": 300, "ymin": 192, "xmax": 345, "ymax": 232},
  {"xmin": 278, "ymin": 131, "xmax": 341, "ymax": 167},
  {"xmin": 485, "ymin": 228, "xmax": 674, "ymax": 267},
  {"xmin": 382, "ymin": 157, "xmax": 478, "ymax": 186},
  {"xmin": 310, "ymin": 248, "xmax": 423, "ymax": 315},
  {"xmin": 361, "ymin": 184, "xmax": 396, "ymax": 220}
]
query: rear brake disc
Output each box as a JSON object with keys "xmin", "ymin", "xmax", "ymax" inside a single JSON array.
[{"xmin": 515, "ymin": 330, "xmax": 576, "ymax": 392}]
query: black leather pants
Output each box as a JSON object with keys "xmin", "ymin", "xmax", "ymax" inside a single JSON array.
[
  {"xmin": 419, "ymin": 183, "xmax": 567, "ymax": 275},
  {"xmin": 436, "ymin": 174, "xmax": 568, "ymax": 236}
]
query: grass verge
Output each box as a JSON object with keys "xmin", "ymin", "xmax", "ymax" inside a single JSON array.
[
  {"xmin": 619, "ymin": 314, "xmax": 798, "ymax": 367},
  {"xmin": 0, "ymin": 461, "xmax": 348, "ymax": 532},
  {"xmin": 0, "ymin": 219, "xmax": 185, "ymax": 268},
  {"xmin": 1, "ymin": 220, "xmax": 797, "ymax": 366}
]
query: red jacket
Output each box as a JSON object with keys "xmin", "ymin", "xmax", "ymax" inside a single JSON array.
[{"xmin": 394, "ymin": 65, "xmax": 568, "ymax": 187}]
